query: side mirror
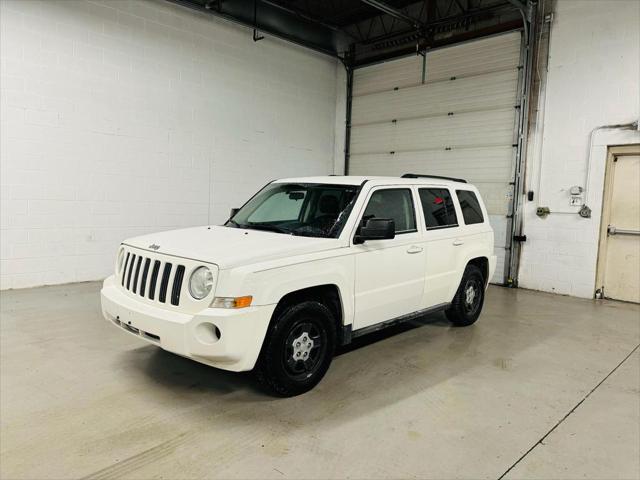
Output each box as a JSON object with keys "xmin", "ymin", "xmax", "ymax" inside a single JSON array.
[
  {"xmin": 230, "ymin": 207, "xmax": 240, "ymax": 218},
  {"xmin": 354, "ymin": 218, "xmax": 395, "ymax": 244}
]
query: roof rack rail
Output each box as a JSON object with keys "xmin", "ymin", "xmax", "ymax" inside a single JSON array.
[{"xmin": 401, "ymin": 173, "xmax": 467, "ymax": 183}]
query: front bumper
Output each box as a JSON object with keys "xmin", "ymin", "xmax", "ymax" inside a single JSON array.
[{"xmin": 100, "ymin": 276, "xmax": 275, "ymax": 372}]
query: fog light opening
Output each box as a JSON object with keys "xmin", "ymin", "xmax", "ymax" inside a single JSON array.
[{"xmin": 195, "ymin": 322, "xmax": 221, "ymax": 345}]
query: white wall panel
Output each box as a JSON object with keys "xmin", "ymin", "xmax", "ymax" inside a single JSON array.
[
  {"xmin": 353, "ymin": 55, "xmax": 422, "ymax": 96},
  {"xmin": 0, "ymin": 0, "xmax": 338, "ymax": 290},
  {"xmin": 350, "ymin": 150, "xmax": 512, "ymax": 216},
  {"xmin": 426, "ymin": 32, "xmax": 521, "ymax": 82},
  {"xmin": 492, "ymin": 247, "xmax": 507, "ymax": 284},
  {"xmin": 518, "ymin": 0, "xmax": 640, "ymax": 298},
  {"xmin": 351, "ymin": 109, "xmax": 515, "ymax": 156},
  {"xmin": 349, "ymin": 146, "xmax": 513, "ymax": 183},
  {"xmin": 352, "ymin": 69, "xmax": 518, "ymax": 125}
]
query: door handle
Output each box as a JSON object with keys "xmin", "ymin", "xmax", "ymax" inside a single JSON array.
[
  {"xmin": 452, "ymin": 239, "xmax": 464, "ymax": 246},
  {"xmin": 406, "ymin": 245, "xmax": 423, "ymax": 254},
  {"xmin": 608, "ymin": 225, "xmax": 640, "ymax": 236}
]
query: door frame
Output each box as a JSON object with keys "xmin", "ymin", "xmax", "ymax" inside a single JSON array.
[{"xmin": 595, "ymin": 144, "xmax": 640, "ymax": 298}]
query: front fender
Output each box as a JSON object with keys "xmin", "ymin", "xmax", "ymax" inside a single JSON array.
[{"xmin": 215, "ymin": 254, "xmax": 355, "ymax": 326}]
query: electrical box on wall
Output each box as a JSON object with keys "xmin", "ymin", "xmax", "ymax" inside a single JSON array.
[{"xmin": 569, "ymin": 185, "xmax": 583, "ymax": 206}]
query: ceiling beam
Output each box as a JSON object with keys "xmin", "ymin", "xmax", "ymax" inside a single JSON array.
[
  {"xmin": 359, "ymin": 0, "xmax": 423, "ymax": 29},
  {"xmin": 169, "ymin": 0, "xmax": 348, "ymax": 56},
  {"xmin": 506, "ymin": 0, "xmax": 526, "ymax": 10},
  {"xmin": 357, "ymin": 2, "xmax": 516, "ymax": 47},
  {"xmin": 354, "ymin": 17, "xmax": 523, "ymax": 66},
  {"xmin": 506, "ymin": 0, "xmax": 532, "ymax": 21},
  {"xmin": 330, "ymin": 0, "xmax": 416, "ymax": 27}
]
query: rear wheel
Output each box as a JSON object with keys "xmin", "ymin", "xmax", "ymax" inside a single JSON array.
[
  {"xmin": 445, "ymin": 264, "xmax": 485, "ymax": 326},
  {"xmin": 255, "ymin": 301, "xmax": 336, "ymax": 397}
]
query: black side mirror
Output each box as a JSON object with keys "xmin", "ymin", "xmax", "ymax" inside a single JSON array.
[
  {"xmin": 230, "ymin": 207, "xmax": 240, "ymax": 218},
  {"xmin": 354, "ymin": 218, "xmax": 395, "ymax": 244}
]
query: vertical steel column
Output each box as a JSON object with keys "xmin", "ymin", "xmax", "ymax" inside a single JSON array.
[
  {"xmin": 343, "ymin": 46, "xmax": 355, "ymax": 175},
  {"xmin": 507, "ymin": 0, "xmax": 539, "ymax": 285}
]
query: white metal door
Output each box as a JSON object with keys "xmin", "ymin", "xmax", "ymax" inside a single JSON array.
[
  {"xmin": 349, "ymin": 32, "xmax": 523, "ymax": 284},
  {"xmin": 597, "ymin": 148, "xmax": 640, "ymax": 303}
]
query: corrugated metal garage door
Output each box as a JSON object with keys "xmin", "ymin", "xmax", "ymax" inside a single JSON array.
[{"xmin": 349, "ymin": 32, "xmax": 523, "ymax": 284}]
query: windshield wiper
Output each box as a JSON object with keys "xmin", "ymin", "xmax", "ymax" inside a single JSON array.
[
  {"xmin": 245, "ymin": 223, "xmax": 292, "ymax": 234},
  {"xmin": 226, "ymin": 219, "xmax": 241, "ymax": 228},
  {"xmin": 291, "ymin": 231, "xmax": 329, "ymax": 238}
]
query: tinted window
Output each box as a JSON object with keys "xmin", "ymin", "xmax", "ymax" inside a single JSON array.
[
  {"xmin": 456, "ymin": 190, "xmax": 484, "ymax": 224},
  {"xmin": 419, "ymin": 188, "xmax": 458, "ymax": 229},
  {"xmin": 362, "ymin": 189, "xmax": 416, "ymax": 234}
]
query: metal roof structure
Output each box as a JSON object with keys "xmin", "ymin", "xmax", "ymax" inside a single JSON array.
[{"xmin": 169, "ymin": 0, "xmax": 531, "ymax": 66}]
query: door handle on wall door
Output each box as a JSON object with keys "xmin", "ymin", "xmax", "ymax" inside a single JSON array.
[
  {"xmin": 452, "ymin": 239, "xmax": 464, "ymax": 246},
  {"xmin": 406, "ymin": 245, "xmax": 423, "ymax": 254}
]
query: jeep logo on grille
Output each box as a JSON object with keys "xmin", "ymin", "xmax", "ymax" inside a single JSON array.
[{"xmin": 148, "ymin": 244, "xmax": 160, "ymax": 251}]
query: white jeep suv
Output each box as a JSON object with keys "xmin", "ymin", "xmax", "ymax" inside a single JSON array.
[{"xmin": 101, "ymin": 174, "xmax": 495, "ymax": 396}]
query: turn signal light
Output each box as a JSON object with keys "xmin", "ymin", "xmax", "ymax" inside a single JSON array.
[{"xmin": 211, "ymin": 296, "xmax": 253, "ymax": 309}]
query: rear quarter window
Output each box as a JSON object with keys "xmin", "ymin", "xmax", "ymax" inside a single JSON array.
[{"xmin": 456, "ymin": 190, "xmax": 484, "ymax": 225}]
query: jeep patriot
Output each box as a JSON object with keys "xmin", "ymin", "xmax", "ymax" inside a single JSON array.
[{"xmin": 101, "ymin": 174, "xmax": 496, "ymax": 396}]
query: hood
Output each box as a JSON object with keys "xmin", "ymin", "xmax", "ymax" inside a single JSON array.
[{"xmin": 123, "ymin": 226, "xmax": 342, "ymax": 269}]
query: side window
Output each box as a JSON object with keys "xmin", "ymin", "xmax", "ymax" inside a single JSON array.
[
  {"xmin": 456, "ymin": 190, "xmax": 484, "ymax": 225},
  {"xmin": 419, "ymin": 188, "xmax": 458, "ymax": 230},
  {"xmin": 361, "ymin": 188, "xmax": 416, "ymax": 234}
]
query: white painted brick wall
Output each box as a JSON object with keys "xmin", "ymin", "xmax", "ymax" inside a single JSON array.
[
  {"xmin": 519, "ymin": 0, "xmax": 640, "ymax": 298},
  {"xmin": 0, "ymin": 0, "xmax": 339, "ymax": 289}
]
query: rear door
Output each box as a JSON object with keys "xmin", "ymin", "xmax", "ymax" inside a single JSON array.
[
  {"xmin": 417, "ymin": 187, "xmax": 464, "ymax": 306},
  {"xmin": 352, "ymin": 186, "xmax": 426, "ymax": 330}
]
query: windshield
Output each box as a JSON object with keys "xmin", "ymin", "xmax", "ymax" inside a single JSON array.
[{"xmin": 225, "ymin": 183, "xmax": 360, "ymax": 238}]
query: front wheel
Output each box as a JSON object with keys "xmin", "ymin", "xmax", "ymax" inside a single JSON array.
[
  {"xmin": 445, "ymin": 264, "xmax": 485, "ymax": 326},
  {"xmin": 255, "ymin": 301, "xmax": 336, "ymax": 397}
]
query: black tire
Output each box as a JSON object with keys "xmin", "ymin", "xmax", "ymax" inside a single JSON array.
[
  {"xmin": 445, "ymin": 264, "xmax": 485, "ymax": 327},
  {"xmin": 255, "ymin": 300, "xmax": 336, "ymax": 397}
]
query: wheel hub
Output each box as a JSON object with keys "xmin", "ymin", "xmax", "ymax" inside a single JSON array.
[
  {"xmin": 291, "ymin": 332, "xmax": 314, "ymax": 362},
  {"xmin": 465, "ymin": 285, "xmax": 476, "ymax": 306}
]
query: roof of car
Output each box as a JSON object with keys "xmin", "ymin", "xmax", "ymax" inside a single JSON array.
[{"xmin": 273, "ymin": 175, "xmax": 472, "ymax": 187}]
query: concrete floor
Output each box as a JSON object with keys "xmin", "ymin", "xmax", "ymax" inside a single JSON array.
[{"xmin": 1, "ymin": 283, "xmax": 638, "ymax": 480}]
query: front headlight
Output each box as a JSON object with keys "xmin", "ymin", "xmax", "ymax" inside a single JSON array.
[
  {"xmin": 189, "ymin": 266, "xmax": 214, "ymax": 300},
  {"xmin": 117, "ymin": 248, "xmax": 125, "ymax": 273}
]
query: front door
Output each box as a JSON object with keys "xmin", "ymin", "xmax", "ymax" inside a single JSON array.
[
  {"xmin": 352, "ymin": 187, "xmax": 426, "ymax": 330},
  {"xmin": 597, "ymin": 146, "xmax": 640, "ymax": 303}
]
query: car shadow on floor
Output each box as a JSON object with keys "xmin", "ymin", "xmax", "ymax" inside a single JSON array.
[
  {"xmin": 335, "ymin": 312, "xmax": 450, "ymax": 356},
  {"xmin": 116, "ymin": 298, "xmax": 560, "ymax": 426},
  {"xmin": 121, "ymin": 311, "xmax": 453, "ymax": 400},
  {"xmin": 136, "ymin": 346, "xmax": 260, "ymax": 396}
]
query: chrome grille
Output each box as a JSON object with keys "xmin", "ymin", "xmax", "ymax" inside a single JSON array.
[{"xmin": 120, "ymin": 250, "xmax": 186, "ymax": 306}]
